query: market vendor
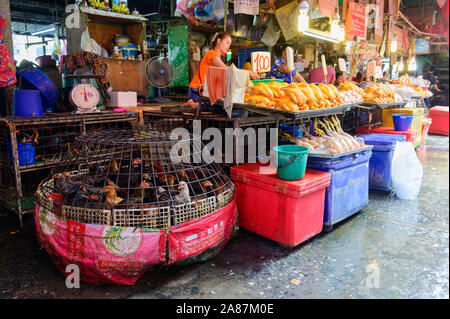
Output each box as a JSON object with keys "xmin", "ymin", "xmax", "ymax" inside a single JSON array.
[
  {"xmin": 423, "ymin": 65, "xmax": 442, "ymax": 93},
  {"xmin": 308, "ymin": 58, "xmax": 336, "ymax": 84},
  {"xmin": 335, "ymin": 71, "xmax": 345, "ymax": 87},
  {"xmin": 183, "ymin": 31, "xmax": 260, "ymax": 108},
  {"xmin": 270, "ymin": 44, "xmax": 306, "ymax": 83}
]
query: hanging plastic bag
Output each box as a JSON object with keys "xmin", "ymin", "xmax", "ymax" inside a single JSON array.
[
  {"xmin": 80, "ymin": 29, "xmax": 93, "ymax": 52},
  {"xmin": 391, "ymin": 142, "xmax": 423, "ymax": 200},
  {"xmin": 195, "ymin": 0, "xmax": 217, "ymax": 22},
  {"xmin": 261, "ymin": 19, "xmax": 281, "ymax": 47},
  {"xmin": 212, "ymin": 0, "xmax": 225, "ymax": 22},
  {"xmin": 175, "ymin": 0, "xmax": 191, "ymax": 18},
  {"xmin": 53, "ymin": 33, "xmax": 62, "ymax": 56}
]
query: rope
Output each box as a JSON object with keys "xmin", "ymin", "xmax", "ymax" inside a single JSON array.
[
  {"xmin": 0, "ymin": 119, "xmax": 38, "ymax": 144},
  {"xmin": 1, "ymin": 119, "xmax": 18, "ymax": 134}
]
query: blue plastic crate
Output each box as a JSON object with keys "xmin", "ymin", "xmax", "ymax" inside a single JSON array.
[
  {"xmin": 357, "ymin": 134, "xmax": 406, "ymax": 191},
  {"xmin": 237, "ymin": 47, "xmax": 268, "ymax": 69},
  {"xmin": 307, "ymin": 148, "xmax": 372, "ymax": 226}
]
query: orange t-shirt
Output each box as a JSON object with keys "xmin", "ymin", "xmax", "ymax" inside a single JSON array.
[{"xmin": 189, "ymin": 50, "xmax": 220, "ymax": 90}]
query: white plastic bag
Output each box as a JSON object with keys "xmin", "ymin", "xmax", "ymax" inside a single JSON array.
[
  {"xmin": 53, "ymin": 34, "xmax": 62, "ymax": 55},
  {"xmin": 80, "ymin": 30, "xmax": 93, "ymax": 52},
  {"xmin": 261, "ymin": 20, "xmax": 281, "ymax": 47},
  {"xmin": 391, "ymin": 142, "xmax": 423, "ymax": 200}
]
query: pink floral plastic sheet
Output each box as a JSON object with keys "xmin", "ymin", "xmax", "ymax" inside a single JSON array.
[{"xmin": 35, "ymin": 198, "xmax": 237, "ymax": 285}]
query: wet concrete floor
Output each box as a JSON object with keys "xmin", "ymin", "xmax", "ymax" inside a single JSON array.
[{"xmin": 0, "ymin": 135, "xmax": 448, "ymax": 299}]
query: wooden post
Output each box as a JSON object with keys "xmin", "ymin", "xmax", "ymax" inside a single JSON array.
[{"xmin": 10, "ymin": 129, "xmax": 24, "ymax": 228}]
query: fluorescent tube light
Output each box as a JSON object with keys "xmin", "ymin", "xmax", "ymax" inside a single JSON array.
[
  {"xmin": 303, "ymin": 30, "xmax": 339, "ymax": 43},
  {"xmin": 31, "ymin": 27, "xmax": 55, "ymax": 36}
]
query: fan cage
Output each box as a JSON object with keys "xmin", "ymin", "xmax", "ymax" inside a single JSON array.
[
  {"xmin": 35, "ymin": 128, "xmax": 235, "ymax": 230},
  {"xmin": 145, "ymin": 57, "xmax": 175, "ymax": 89}
]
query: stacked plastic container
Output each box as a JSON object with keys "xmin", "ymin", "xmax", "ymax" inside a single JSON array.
[
  {"xmin": 356, "ymin": 134, "xmax": 406, "ymax": 192},
  {"xmin": 306, "ymin": 147, "xmax": 373, "ymax": 229},
  {"xmin": 381, "ymin": 108, "xmax": 425, "ymax": 148},
  {"xmin": 355, "ymin": 126, "xmax": 418, "ymax": 145},
  {"xmin": 230, "ymin": 163, "xmax": 331, "ymax": 247},
  {"xmin": 428, "ymin": 106, "xmax": 449, "ymax": 136}
]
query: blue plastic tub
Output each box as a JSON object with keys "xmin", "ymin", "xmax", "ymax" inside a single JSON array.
[
  {"xmin": 424, "ymin": 97, "xmax": 431, "ymax": 108},
  {"xmin": 392, "ymin": 114, "xmax": 414, "ymax": 131},
  {"xmin": 7, "ymin": 142, "xmax": 35, "ymax": 166},
  {"xmin": 18, "ymin": 68, "xmax": 59, "ymax": 113},
  {"xmin": 307, "ymin": 148, "xmax": 372, "ymax": 226},
  {"xmin": 237, "ymin": 46, "xmax": 268, "ymax": 69},
  {"xmin": 357, "ymin": 134, "xmax": 406, "ymax": 191},
  {"xmin": 13, "ymin": 89, "xmax": 44, "ymax": 117}
]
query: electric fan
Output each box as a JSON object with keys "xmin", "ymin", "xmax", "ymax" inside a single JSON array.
[{"xmin": 145, "ymin": 55, "xmax": 175, "ymax": 103}]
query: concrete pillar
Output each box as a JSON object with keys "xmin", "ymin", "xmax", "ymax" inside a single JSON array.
[{"xmin": 0, "ymin": 0, "xmax": 13, "ymax": 57}]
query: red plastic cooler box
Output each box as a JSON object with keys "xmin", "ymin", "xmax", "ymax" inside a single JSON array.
[
  {"xmin": 428, "ymin": 106, "xmax": 449, "ymax": 136},
  {"xmin": 230, "ymin": 163, "xmax": 331, "ymax": 247},
  {"xmin": 355, "ymin": 126, "xmax": 418, "ymax": 144}
]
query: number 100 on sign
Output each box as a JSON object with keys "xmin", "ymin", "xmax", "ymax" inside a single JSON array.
[{"xmin": 251, "ymin": 52, "xmax": 271, "ymax": 73}]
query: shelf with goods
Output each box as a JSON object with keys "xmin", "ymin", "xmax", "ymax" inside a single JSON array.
[
  {"xmin": 66, "ymin": 5, "xmax": 149, "ymax": 97},
  {"xmin": 0, "ymin": 112, "xmax": 139, "ymax": 226}
]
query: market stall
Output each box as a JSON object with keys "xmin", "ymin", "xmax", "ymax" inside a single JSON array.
[{"xmin": 1, "ymin": 0, "xmax": 447, "ymax": 286}]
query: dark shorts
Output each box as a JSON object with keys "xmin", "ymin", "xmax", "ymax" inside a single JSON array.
[{"xmin": 188, "ymin": 87, "xmax": 201, "ymax": 103}]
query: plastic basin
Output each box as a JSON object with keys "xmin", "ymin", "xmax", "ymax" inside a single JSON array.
[
  {"xmin": 273, "ymin": 145, "xmax": 309, "ymax": 181},
  {"xmin": 252, "ymin": 79, "xmax": 283, "ymax": 85},
  {"xmin": 18, "ymin": 68, "xmax": 59, "ymax": 113},
  {"xmin": 392, "ymin": 114, "xmax": 414, "ymax": 131}
]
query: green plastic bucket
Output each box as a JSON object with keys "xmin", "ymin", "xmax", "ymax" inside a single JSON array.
[{"xmin": 273, "ymin": 145, "xmax": 310, "ymax": 180}]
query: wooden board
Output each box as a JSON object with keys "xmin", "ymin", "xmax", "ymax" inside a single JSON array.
[{"xmin": 103, "ymin": 58, "xmax": 148, "ymax": 97}]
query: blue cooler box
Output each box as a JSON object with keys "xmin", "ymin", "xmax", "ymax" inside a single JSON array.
[
  {"xmin": 357, "ymin": 133, "xmax": 406, "ymax": 192},
  {"xmin": 307, "ymin": 147, "xmax": 372, "ymax": 227}
]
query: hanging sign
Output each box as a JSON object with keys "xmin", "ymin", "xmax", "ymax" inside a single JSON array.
[
  {"xmin": 365, "ymin": 4, "xmax": 378, "ymax": 40},
  {"xmin": 319, "ymin": 0, "xmax": 338, "ymax": 19},
  {"xmin": 234, "ymin": 0, "xmax": 259, "ymax": 16},
  {"xmin": 251, "ymin": 51, "xmax": 271, "ymax": 73},
  {"xmin": 367, "ymin": 60, "xmax": 376, "ymax": 77},
  {"xmin": 338, "ymin": 58, "xmax": 347, "ymax": 72},
  {"xmin": 415, "ymin": 38, "xmax": 430, "ymax": 54},
  {"xmin": 374, "ymin": 66, "xmax": 383, "ymax": 79},
  {"xmin": 375, "ymin": 0, "xmax": 384, "ymax": 44},
  {"xmin": 348, "ymin": 1, "xmax": 366, "ymax": 39},
  {"xmin": 394, "ymin": 26, "xmax": 405, "ymax": 52}
]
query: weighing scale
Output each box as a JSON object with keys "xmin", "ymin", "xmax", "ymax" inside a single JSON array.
[{"xmin": 65, "ymin": 74, "xmax": 103, "ymax": 114}]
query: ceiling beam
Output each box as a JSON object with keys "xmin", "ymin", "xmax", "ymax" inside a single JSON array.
[{"xmin": 10, "ymin": 0, "xmax": 66, "ymax": 11}]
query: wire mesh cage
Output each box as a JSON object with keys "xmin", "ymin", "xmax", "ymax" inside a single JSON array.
[
  {"xmin": 35, "ymin": 128, "xmax": 235, "ymax": 230},
  {"xmin": 143, "ymin": 109, "xmax": 284, "ymax": 169},
  {"xmin": 0, "ymin": 113, "xmax": 137, "ymax": 171}
]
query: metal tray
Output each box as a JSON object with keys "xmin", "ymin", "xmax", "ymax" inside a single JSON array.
[
  {"xmin": 308, "ymin": 145, "xmax": 373, "ymax": 159},
  {"xmin": 359, "ymin": 102, "xmax": 406, "ymax": 109},
  {"xmin": 234, "ymin": 103, "xmax": 358, "ymax": 119}
]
